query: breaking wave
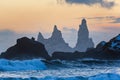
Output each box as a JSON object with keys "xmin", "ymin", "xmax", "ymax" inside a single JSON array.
[
  {"xmin": 0, "ymin": 59, "xmax": 120, "ymax": 80},
  {"xmin": 0, "ymin": 59, "xmax": 46, "ymax": 71}
]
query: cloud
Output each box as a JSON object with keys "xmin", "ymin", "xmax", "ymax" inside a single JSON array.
[
  {"xmin": 63, "ymin": 27, "xmax": 77, "ymax": 32},
  {"xmin": 64, "ymin": 0, "xmax": 115, "ymax": 9},
  {"xmin": 111, "ymin": 18, "xmax": 120, "ymax": 23},
  {"xmin": 0, "ymin": 30, "xmax": 15, "ymax": 35},
  {"xmin": 87, "ymin": 16, "xmax": 115, "ymax": 20},
  {"xmin": 76, "ymin": 16, "xmax": 120, "ymax": 24},
  {"xmin": 102, "ymin": 26, "xmax": 120, "ymax": 32}
]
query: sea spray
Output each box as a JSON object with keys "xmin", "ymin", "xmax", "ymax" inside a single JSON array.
[{"xmin": 0, "ymin": 59, "xmax": 47, "ymax": 71}]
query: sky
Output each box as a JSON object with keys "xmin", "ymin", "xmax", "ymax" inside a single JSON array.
[{"xmin": 0, "ymin": 0, "xmax": 120, "ymax": 52}]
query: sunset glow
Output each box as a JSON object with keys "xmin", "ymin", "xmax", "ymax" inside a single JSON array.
[{"xmin": 0, "ymin": 0, "xmax": 119, "ymax": 32}]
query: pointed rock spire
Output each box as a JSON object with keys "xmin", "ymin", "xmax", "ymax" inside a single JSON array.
[
  {"xmin": 37, "ymin": 32, "xmax": 45, "ymax": 43},
  {"xmin": 52, "ymin": 25, "xmax": 60, "ymax": 35},
  {"xmin": 79, "ymin": 19, "xmax": 89, "ymax": 36},
  {"xmin": 77, "ymin": 19, "xmax": 89, "ymax": 43},
  {"xmin": 81, "ymin": 18, "xmax": 86, "ymax": 25},
  {"xmin": 51, "ymin": 25, "xmax": 62, "ymax": 39},
  {"xmin": 37, "ymin": 25, "xmax": 73, "ymax": 55},
  {"xmin": 54, "ymin": 25, "xmax": 58, "ymax": 31},
  {"xmin": 75, "ymin": 19, "xmax": 94, "ymax": 52}
]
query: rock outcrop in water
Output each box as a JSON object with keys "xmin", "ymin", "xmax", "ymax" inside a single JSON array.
[
  {"xmin": 0, "ymin": 37, "xmax": 51, "ymax": 60},
  {"xmin": 85, "ymin": 34, "xmax": 120, "ymax": 59},
  {"xmin": 100, "ymin": 34, "xmax": 120, "ymax": 53},
  {"xmin": 52, "ymin": 34, "xmax": 120, "ymax": 60},
  {"xmin": 37, "ymin": 19, "xmax": 94, "ymax": 54},
  {"xmin": 37, "ymin": 25, "xmax": 73, "ymax": 55},
  {"xmin": 75, "ymin": 19, "xmax": 94, "ymax": 52}
]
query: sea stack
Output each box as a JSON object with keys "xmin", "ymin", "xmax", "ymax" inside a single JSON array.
[
  {"xmin": 75, "ymin": 19, "xmax": 94, "ymax": 52},
  {"xmin": 37, "ymin": 25, "xmax": 73, "ymax": 55},
  {"xmin": 0, "ymin": 37, "xmax": 51, "ymax": 60}
]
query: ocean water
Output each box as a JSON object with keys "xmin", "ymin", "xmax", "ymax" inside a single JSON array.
[{"xmin": 0, "ymin": 59, "xmax": 120, "ymax": 80}]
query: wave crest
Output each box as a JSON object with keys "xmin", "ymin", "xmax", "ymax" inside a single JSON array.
[{"xmin": 0, "ymin": 59, "xmax": 46, "ymax": 71}]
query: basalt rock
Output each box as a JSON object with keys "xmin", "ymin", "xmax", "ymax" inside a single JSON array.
[{"xmin": 0, "ymin": 37, "xmax": 51, "ymax": 60}]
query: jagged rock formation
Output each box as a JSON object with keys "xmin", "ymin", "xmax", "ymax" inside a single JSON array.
[
  {"xmin": 37, "ymin": 19, "xmax": 94, "ymax": 54},
  {"xmin": 0, "ymin": 37, "xmax": 51, "ymax": 60},
  {"xmin": 75, "ymin": 19, "xmax": 94, "ymax": 52},
  {"xmin": 37, "ymin": 25, "xmax": 73, "ymax": 55}
]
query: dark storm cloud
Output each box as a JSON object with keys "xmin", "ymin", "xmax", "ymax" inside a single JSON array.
[{"xmin": 64, "ymin": 0, "xmax": 115, "ymax": 8}]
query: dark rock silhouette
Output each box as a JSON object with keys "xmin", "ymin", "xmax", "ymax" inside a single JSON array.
[
  {"xmin": 52, "ymin": 51, "xmax": 85, "ymax": 60},
  {"xmin": 52, "ymin": 34, "xmax": 120, "ymax": 60},
  {"xmin": 37, "ymin": 25, "xmax": 73, "ymax": 55},
  {"xmin": 102, "ymin": 34, "xmax": 120, "ymax": 54},
  {"xmin": 85, "ymin": 34, "xmax": 120, "ymax": 59},
  {"xmin": 96, "ymin": 41, "xmax": 106, "ymax": 50},
  {"xmin": 75, "ymin": 19, "xmax": 94, "ymax": 52},
  {"xmin": 0, "ymin": 37, "xmax": 51, "ymax": 60}
]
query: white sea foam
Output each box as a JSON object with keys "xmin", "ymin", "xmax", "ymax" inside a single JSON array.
[
  {"xmin": 0, "ymin": 59, "xmax": 46, "ymax": 71},
  {"xmin": 0, "ymin": 73, "xmax": 120, "ymax": 80},
  {"xmin": 0, "ymin": 59, "xmax": 120, "ymax": 80}
]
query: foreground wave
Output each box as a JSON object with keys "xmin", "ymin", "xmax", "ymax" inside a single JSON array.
[
  {"xmin": 0, "ymin": 59, "xmax": 46, "ymax": 71},
  {"xmin": 0, "ymin": 59, "xmax": 120, "ymax": 80},
  {"xmin": 0, "ymin": 73, "xmax": 119, "ymax": 80}
]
